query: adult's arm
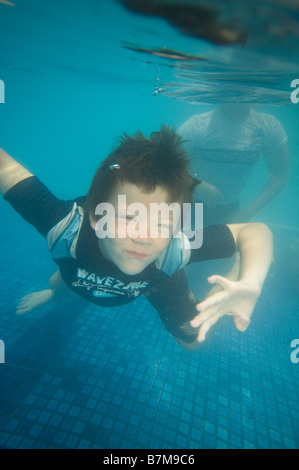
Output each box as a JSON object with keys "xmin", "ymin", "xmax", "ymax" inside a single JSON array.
[{"xmin": 232, "ymin": 143, "xmax": 289, "ymax": 222}]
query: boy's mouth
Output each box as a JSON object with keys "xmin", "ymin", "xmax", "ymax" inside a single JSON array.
[{"xmin": 125, "ymin": 250, "xmax": 149, "ymax": 260}]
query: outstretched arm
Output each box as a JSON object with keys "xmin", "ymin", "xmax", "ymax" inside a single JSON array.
[
  {"xmin": 0, "ymin": 147, "xmax": 33, "ymax": 196},
  {"xmin": 178, "ymin": 222, "xmax": 273, "ymax": 349}
]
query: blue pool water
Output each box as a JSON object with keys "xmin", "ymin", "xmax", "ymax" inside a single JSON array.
[{"xmin": 0, "ymin": 0, "xmax": 298, "ymax": 450}]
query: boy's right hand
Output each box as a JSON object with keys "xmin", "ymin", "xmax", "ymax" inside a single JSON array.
[{"xmin": 190, "ymin": 275, "xmax": 260, "ymax": 343}]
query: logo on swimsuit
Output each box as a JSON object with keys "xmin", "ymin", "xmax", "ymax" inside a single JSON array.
[
  {"xmin": 0, "ymin": 80, "xmax": 4, "ymax": 104},
  {"xmin": 290, "ymin": 339, "xmax": 299, "ymax": 364},
  {"xmin": 92, "ymin": 290, "xmax": 117, "ymax": 298},
  {"xmin": 290, "ymin": 79, "xmax": 299, "ymax": 104},
  {"xmin": 0, "ymin": 339, "xmax": 5, "ymax": 363}
]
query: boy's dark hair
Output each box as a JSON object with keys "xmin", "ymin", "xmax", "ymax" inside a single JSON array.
[{"xmin": 85, "ymin": 125, "xmax": 199, "ymax": 216}]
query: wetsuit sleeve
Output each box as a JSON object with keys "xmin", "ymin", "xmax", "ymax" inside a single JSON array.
[
  {"xmin": 145, "ymin": 270, "xmax": 199, "ymax": 343},
  {"xmin": 3, "ymin": 176, "xmax": 75, "ymax": 237},
  {"xmin": 188, "ymin": 224, "xmax": 236, "ymax": 263}
]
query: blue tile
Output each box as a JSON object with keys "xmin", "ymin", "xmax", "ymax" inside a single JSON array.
[
  {"xmin": 28, "ymin": 424, "xmax": 43, "ymax": 438},
  {"xmin": 0, "ymin": 235, "xmax": 298, "ymax": 449}
]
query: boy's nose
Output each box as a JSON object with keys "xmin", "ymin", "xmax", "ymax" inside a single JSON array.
[
  {"xmin": 131, "ymin": 237, "xmax": 152, "ymax": 246},
  {"xmin": 127, "ymin": 218, "xmax": 152, "ymax": 243}
]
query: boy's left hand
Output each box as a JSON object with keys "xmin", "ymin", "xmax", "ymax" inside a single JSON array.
[{"xmin": 190, "ymin": 275, "xmax": 261, "ymax": 342}]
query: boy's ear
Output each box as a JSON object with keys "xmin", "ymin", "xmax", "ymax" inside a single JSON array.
[{"xmin": 89, "ymin": 212, "xmax": 97, "ymax": 230}]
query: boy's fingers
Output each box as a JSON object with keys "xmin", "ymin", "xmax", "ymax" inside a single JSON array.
[
  {"xmin": 191, "ymin": 304, "xmax": 220, "ymax": 328},
  {"xmin": 207, "ymin": 275, "xmax": 231, "ymax": 289},
  {"xmin": 195, "ymin": 289, "xmax": 226, "ymax": 313},
  {"xmin": 233, "ymin": 315, "xmax": 250, "ymax": 331},
  {"xmin": 197, "ymin": 312, "xmax": 222, "ymax": 342}
]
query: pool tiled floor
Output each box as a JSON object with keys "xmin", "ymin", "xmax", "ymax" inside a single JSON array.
[{"xmin": 0, "ymin": 221, "xmax": 298, "ymax": 449}]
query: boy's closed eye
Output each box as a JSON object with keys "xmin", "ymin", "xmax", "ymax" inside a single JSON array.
[
  {"xmin": 116, "ymin": 211, "xmax": 136, "ymax": 222},
  {"xmin": 115, "ymin": 213, "xmax": 173, "ymax": 237},
  {"xmin": 151, "ymin": 219, "xmax": 173, "ymax": 237},
  {"xmin": 118, "ymin": 214, "xmax": 135, "ymax": 221}
]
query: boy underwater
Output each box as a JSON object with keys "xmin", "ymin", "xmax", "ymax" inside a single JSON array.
[{"xmin": 0, "ymin": 126, "xmax": 273, "ymax": 350}]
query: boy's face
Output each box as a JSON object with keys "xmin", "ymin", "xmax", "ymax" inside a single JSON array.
[{"xmin": 90, "ymin": 181, "xmax": 176, "ymax": 275}]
